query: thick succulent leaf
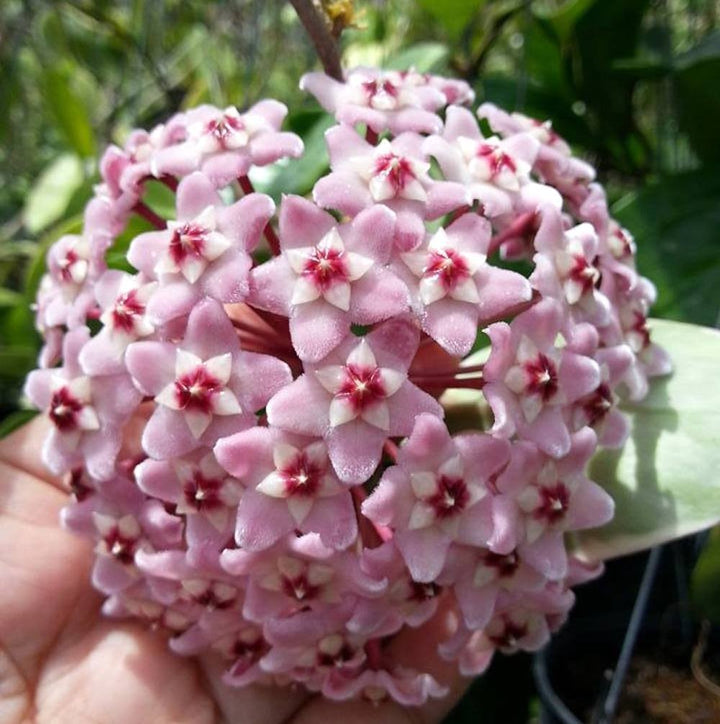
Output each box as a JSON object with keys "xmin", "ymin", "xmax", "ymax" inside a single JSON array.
[
  {"xmin": 690, "ymin": 526, "xmax": 720, "ymax": 626},
  {"xmin": 576, "ymin": 319, "xmax": 720, "ymax": 561}
]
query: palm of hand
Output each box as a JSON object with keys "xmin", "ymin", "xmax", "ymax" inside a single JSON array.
[{"xmin": 0, "ymin": 419, "xmax": 465, "ymax": 724}]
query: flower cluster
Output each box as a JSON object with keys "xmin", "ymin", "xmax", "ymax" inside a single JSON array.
[{"xmin": 25, "ymin": 66, "xmax": 670, "ymax": 705}]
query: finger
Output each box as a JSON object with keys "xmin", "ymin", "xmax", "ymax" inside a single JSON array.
[
  {"xmin": 387, "ymin": 594, "xmax": 471, "ymax": 723},
  {"xmin": 199, "ymin": 653, "xmax": 309, "ymax": 724},
  {"xmin": 0, "ymin": 416, "xmax": 66, "ymax": 490},
  {"xmin": 292, "ymin": 595, "xmax": 470, "ymax": 724},
  {"xmin": 0, "ymin": 460, "xmax": 94, "ymax": 692}
]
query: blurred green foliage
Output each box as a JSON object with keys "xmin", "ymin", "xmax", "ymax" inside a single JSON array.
[{"xmin": 0, "ymin": 1, "xmax": 719, "ymax": 719}]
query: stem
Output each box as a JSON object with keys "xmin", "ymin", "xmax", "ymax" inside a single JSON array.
[
  {"xmin": 449, "ymin": 205, "xmax": 472, "ymax": 223},
  {"xmin": 158, "ymin": 175, "xmax": 179, "ymax": 192},
  {"xmin": 365, "ymin": 638, "xmax": 383, "ymax": 670},
  {"xmin": 290, "ymin": 0, "xmax": 344, "ymax": 81},
  {"xmin": 237, "ymin": 175, "xmax": 255, "ymax": 196},
  {"xmin": 132, "ymin": 201, "xmax": 165, "ymax": 229},
  {"xmin": 383, "ymin": 439, "xmax": 399, "ymax": 462},
  {"xmin": 487, "ymin": 211, "xmax": 536, "ymax": 256},
  {"xmin": 412, "ymin": 378, "xmax": 486, "ymax": 392},
  {"xmin": 365, "ymin": 128, "xmax": 379, "ymax": 145}
]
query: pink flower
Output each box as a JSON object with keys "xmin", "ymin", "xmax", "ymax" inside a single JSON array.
[
  {"xmin": 250, "ymin": 195, "xmax": 409, "ymax": 361},
  {"xmin": 128, "ymin": 172, "xmax": 274, "ymax": 323},
  {"xmin": 266, "ymin": 318, "xmax": 442, "ymax": 483},
  {"xmin": 398, "ymin": 213, "xmax": 533, "ymax": 355},
  {"xmin": 24, "ymin": 327, "xmax": 141, "ymax": 479},
  {"xmin": 215, "ymin": 427, "xmax": 357, "ymax": 550},
  {"xmin": 483, "ymin": 299, "xmax": 601, "ymax": 457},
  {"xmin": 151, "ymin": 101, "xmax": 303, "ymax": 186},
  {"xmin": 363, "ymin": 414, "xmax": 510, "ymax": 582},
  {"xmin": 126, "ymin": 299, "xmax": 291, "ymax": 458},
  {"xmin": 300, "ymin": 67, "xmax": 448, "ymax": 134}
]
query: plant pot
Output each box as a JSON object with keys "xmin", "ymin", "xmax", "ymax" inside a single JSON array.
[{"xmin": 534, "ymin": 537, "xmax": 714, "ymax": 723}]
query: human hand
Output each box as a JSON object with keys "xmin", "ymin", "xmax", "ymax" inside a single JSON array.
[{"xmin": 0, "ymin": 417, "xmax": 469, "ymax": 724}]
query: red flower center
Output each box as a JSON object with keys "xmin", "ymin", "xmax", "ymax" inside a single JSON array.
[
  {"xmin": 373, "ymin": 153, "xmax": 416, "ymax": 193},
  {"xmin": 174, "ymin": 366, "xmax": 222, "ymax": 414},
  {"xmin": 302, "ymin": 247, "xmax": 348, "ymax": 291},
  {"xmin": 524, "ymin": 354, "xmax": 559, "ymax": 401},
  {"xmin": 582, "ymin": 383, "xmax": 613, "ymax": 426},
  {"xmin": 424, "ymin": 248, "xmax": 472, "ymax": 293},
  {"xmin": 316, "ymin": 641, "xmax": 356, "ymax": 669},
  {"xmin": 483, "ymin": 550, "xmax": 520, "ymax": 578},
  {"xmin": 49, "ymin": 386, "xmax": 84, "ymax": 431},
  {"xmin": 536, "ymin": 483, "xmax": 570, "ymax": 524},
  {"xmin": 337, "ymin": 364, "xmax": 387, "ymax": 413},
  {"xmin": 427, "ymin": 475, "xmax": 469, "ymax": 519},
  {"xmin": 103, "ymin": 527, "xmax": 138, "ymax": 565},
  {"xmin": 281, "ymin": 573, "xmax": 320, "ymax": 602},
  {"xmin": 169, "ymin": 223, "xmax": 208, "ymax": 266},
  {"xmin": 489, "ymin": 619, "xmax": 528, "ymax": 648},
  {"xmin": 205, "ymin": 114, "xmax": 244, "ymax": 146},
  {"xmin": 568, "ymin": 254, "xmax": 601, "ymax": 295},
  {"xmin": 362, "ymin": 78, "xmax": 399, "ymax": 103},
  {"xmin": 279, "ymin": 451, "xmax": 324, "ymax": 497},
  {"xmin": 183, "ymin": 471, "xmax": 224, "ymax": 511},
  {"xmin": 476, "ymin": 144, "xmax": 517, "ymax": 176},
  {"xmin": 407, "ymin": 580, "xmax": 441, "ymax": 603},
  {"xmin": 56, "ymin": 249, "xmax": 81, "ymax": 283},
  {"xmin": 111, "ymin": 290, "xmax": 146, "ymax": 333}
]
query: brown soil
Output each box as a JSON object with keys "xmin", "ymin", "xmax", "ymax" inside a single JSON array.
[{"xmin": 615, "ymin": 656, "xmax": 720, "ymax": 724}]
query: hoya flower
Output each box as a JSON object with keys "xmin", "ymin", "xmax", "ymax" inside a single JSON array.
[
  {"xmin": 215, "ymin": 426, "xmax": 357, "ymax": 550},
  {"xmin": 301, "ymin": 66, "xmax": 448, "ymax": 134},
  {"xmin": 135, "ymin": 450, "xmax": 243, "ymax": 548},
  {"xmin": 126, "ymin": 299, "xmax": 291, "ymax": 459},
  {"xmin": 439, "ymin": 545, "xmax": 546, "ymax": 629},
  {"xmin": 477, "ymin": 102, "xmax": 596, "ymax": 207},
  {"xmin": 220, "ymin": 533, "xmax": 385, "ymax": 623},
  {"xmin": 363, "ymin": 414, "xmax": 510, "ymax": 582},
  {"xmin": 151, "ymin": 100, "xmax": 303, "ymax": 186},
  {"xmin": 24, "ymin": 327, "xmax": 142, "ymax": 480},
  {"xmin": 531, "ymin": 206, "xmax": 611, "ymax": 326},
  {"xmin": 424, "ymin": 105, "xmax": 540, "ymax": 217},
  {"xmin": 313, "ymin": 126, "xmax": 469, "ymax": 225},
  {"xmin": 266, "ymin": 318, "xmax": 442, "ymax": 483},
  {"xmin": 22, "ymin": 65, "xmax": 672, "ymax": 707},
  {"xmin": 483, "ymin": 299, "xmax": 601, "ymax": 457},
  {"xmin": 250, "ymin": 196, "xmax": 409, "ymax": 361},
  {"xmin": 128, "ymin": 172, "xmax": 274, "ymax": 323},
  {"xmin": 398, "ymin": 213, "xmax": 533, "ymax": 355}
]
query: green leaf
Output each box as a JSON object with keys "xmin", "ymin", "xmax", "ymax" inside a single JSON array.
[
  {"xmin": 532, "ymin": 0, "xmax": 598, "ymax": 44},
  {"xmin": 386, "ymin": 43, "xmax": 449, "ymax": 73},
  {"xmin": 415, "ymin": 0, "xmax": 485, "ymax": 37},
  {"xmin": 577, "ymin": 319, "xmax": 720, "ymax": 561},
  {"xmin": 143, "ymin": 180, "xmax": 176, "ymax": 219},
  {"xmin": 0, "ymin": 410, "xmax": 38, "ymax": 440},
  {"xmin": 0, "ymin": 347, "xmax": 38, "ymax": 379},
  {"xmin": 690, "ymin": 527, "xmax": 720, "ymax": 625},
  {"xmin": 0, "ymin": 288, "xmax": 23, "ymax": 308},
  {"xmin": 613, "ymin": 169, "xmax": 720, "ymax": 326},
  {"xmin": 22, "ymin": 154, "xmax": 85, "ymax": 234},
  {"xmin": 42, "ymin": 66, "xmax": 96, "ymax": 158},
  {"xmin": 673, "ymin": 32, "xmax": 720, "ymax": 165}
]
